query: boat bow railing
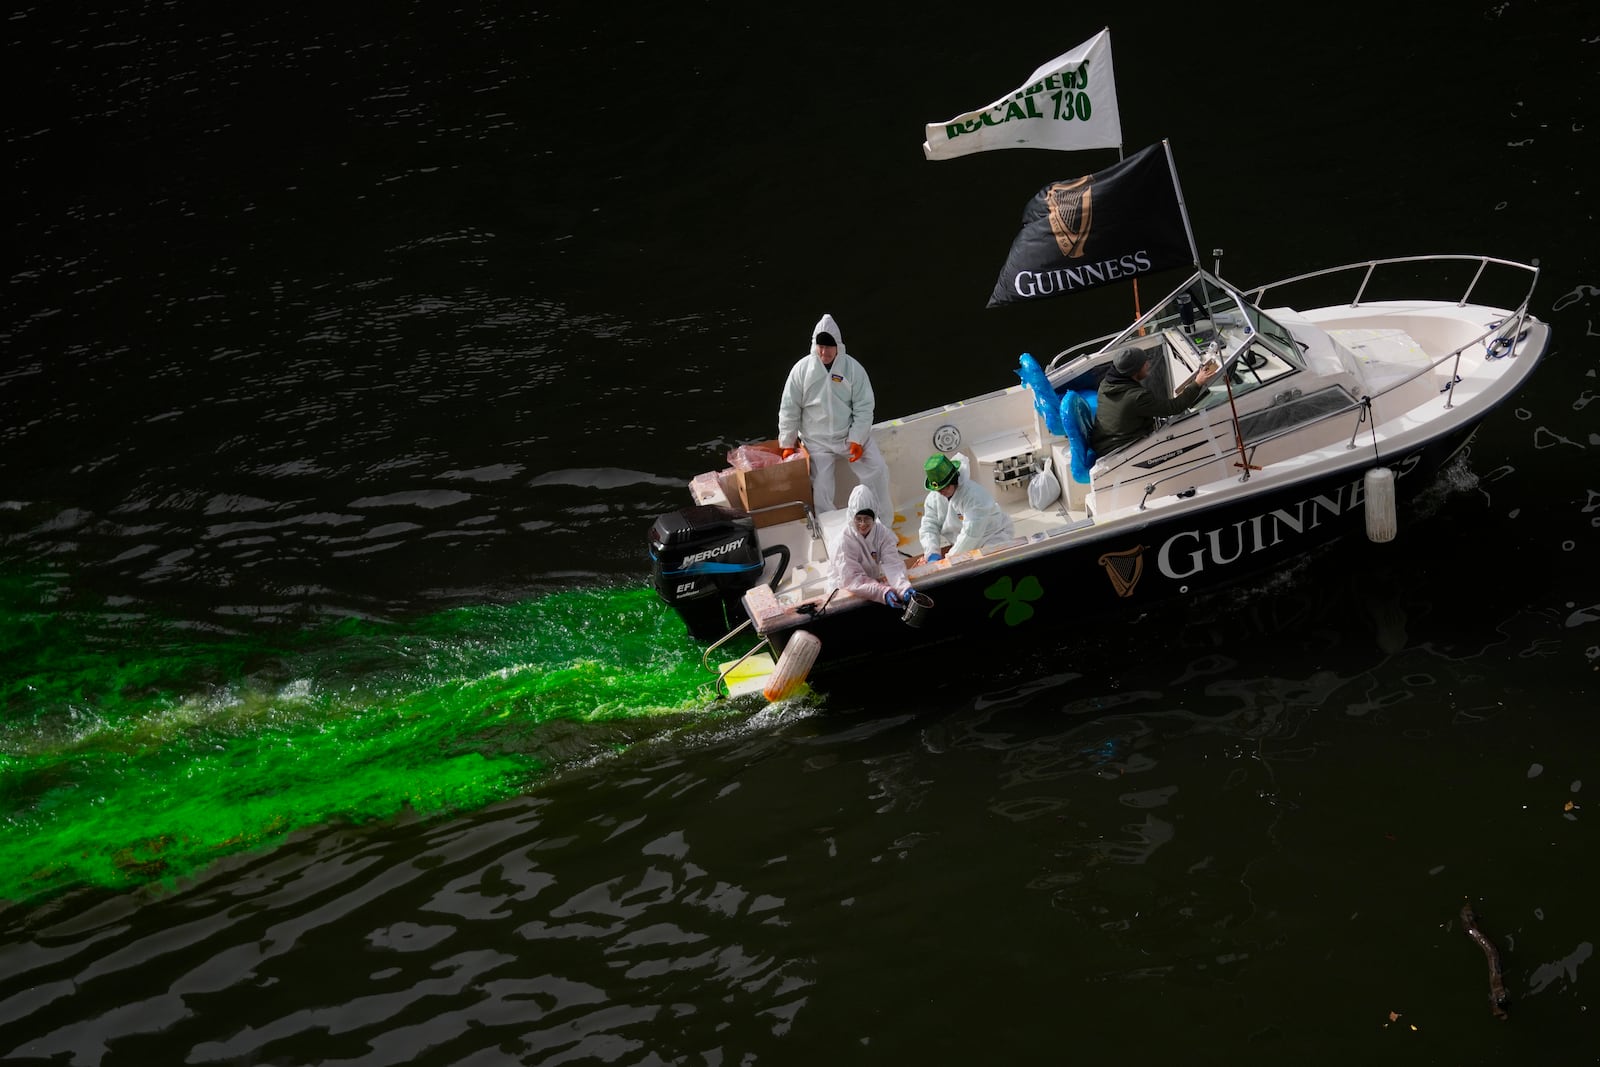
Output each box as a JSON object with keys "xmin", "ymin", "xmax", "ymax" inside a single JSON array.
[{"xmin": 1244, "ymin": 253, "xmax": 1539, "ymax": 315}]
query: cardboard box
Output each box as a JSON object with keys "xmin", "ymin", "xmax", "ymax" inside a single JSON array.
[{"xmin": 731, "ymin": 440, "xmax": 812, "ymax": 528}]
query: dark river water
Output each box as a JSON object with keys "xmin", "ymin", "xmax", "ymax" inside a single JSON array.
[{"xmin": 3, "ymin": 2, "xmax": 1597, "ymax": 1064}]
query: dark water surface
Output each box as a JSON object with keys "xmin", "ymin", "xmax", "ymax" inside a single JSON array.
[{"xmin": 3, "ymin": 2, "xmax": 1597, "ymax": 1063}]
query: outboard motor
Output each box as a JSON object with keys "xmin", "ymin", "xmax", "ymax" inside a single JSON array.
[{"xmin": 648, "ymin": 505, "xmax": 788, "ymax": 640}]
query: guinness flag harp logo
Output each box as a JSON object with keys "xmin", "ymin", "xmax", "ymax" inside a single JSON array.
[
  {"xmin": 1045, "ymin": 176, "xmax": 1092, "ymax": 258},
  {"xmin": 988, "ymin": 143, "xmax": 1192, "ymax": 307},
  {"xmin": 1098, "ymin": 544, "xmax": 1146, "ymax": 598}
]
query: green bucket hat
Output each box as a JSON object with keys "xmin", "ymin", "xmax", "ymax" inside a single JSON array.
[{"xmin": 923, "ymin": 453, "xmax": 959, "ymax": 491}]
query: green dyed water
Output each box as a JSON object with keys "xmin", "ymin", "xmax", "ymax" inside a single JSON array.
[{"xmin": 0, "ymin": 578, "xmax": 727, "ymax": 904}]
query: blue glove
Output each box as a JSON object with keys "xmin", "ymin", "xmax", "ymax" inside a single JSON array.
[
  {"xmin": 883, "ymin": 591, "xmax": 899, "ymax": 608},
  {"xmin": 905, "ymin": 588, "xmax": 919, "ymax": 601},
  {"xmin": 926, "ymin": 553, "xmax": 942, "ymax": 563}
]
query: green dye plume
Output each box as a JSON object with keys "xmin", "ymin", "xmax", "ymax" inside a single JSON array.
[{"xmin": 0, "ymin": 579, "xmax": 726, "ymax": 904}]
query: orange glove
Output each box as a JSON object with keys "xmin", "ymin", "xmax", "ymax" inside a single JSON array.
[
  {"xmin": 847, "ymin": 441, "xmax": 864, "ymax": 463},
  {"xmin": 779, "ymin": 447, "xmax": 797, "ymax": 460}
]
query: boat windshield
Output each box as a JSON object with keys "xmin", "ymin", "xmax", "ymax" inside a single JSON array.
[
  {"xmin": 1143, "ymin": 274, "xmax": 1303, "ymax": 367},
  {"xmin": 1046, "ymin": 271, "xmax": 1308, "ymax": 400},
  {"xmin": 1101, "ymin": 272, "xmax": 1308, "ymax": 411}
]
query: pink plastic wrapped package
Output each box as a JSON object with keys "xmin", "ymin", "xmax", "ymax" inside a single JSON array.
[{"xmin": 726, "ymin": 442, "xmax": 785, "ymax": 471}]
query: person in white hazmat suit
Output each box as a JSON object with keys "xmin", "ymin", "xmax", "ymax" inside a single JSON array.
[
  {"xmin": 829, "ymin": 485, "xmax": 916, "ymax": 608},
  {"xmin": 918, "ymin": 453, "xmax": 1015, "ymax": 562},
  {"xmin": 776, "ymin": 314, "xmax": 893, "ymax": 515}
]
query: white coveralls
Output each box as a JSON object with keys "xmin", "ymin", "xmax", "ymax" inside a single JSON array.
[
  {"xmin": 918, "ymin": 460, "xmax": 1016, "ymax": 559},
  {"xmin": 829, "ymin": 485, "xmax": 911, "ymax": 604},
  {"xmin": 776, "ymin": 313, "xmax": 893, "ymax": 514}
]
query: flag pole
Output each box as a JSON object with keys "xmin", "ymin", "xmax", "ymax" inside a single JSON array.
[
  {"xmin": 1118, "ymin": 143, "xmax": 1144, "ymax": 324},
  {"xmin": 1162, "ymin": 138, "xmax": 1202, "ymax": 270}
]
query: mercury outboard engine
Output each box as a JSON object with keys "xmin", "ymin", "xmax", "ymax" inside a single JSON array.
[{"xmin": 648, "ymin": 505, "xmax": 789, "ymax": 640}]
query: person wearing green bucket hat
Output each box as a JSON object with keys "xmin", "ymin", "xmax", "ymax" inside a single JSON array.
[
  {"xmin": 922, "ymin": 453, "xmax": 960, "ymax": 492},
  {"xmin": 918, "ymin": 452, "xmax": 1014, "ymax": 563}
]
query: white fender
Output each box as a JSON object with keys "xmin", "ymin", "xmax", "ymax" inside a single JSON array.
[
  {"xmin": 1364, "ymin": 467, "xmax": 1397, "ymax": 543},
  {"xmin": 763, "ymin": 630, "xmax": 821, "ymax": 702}
]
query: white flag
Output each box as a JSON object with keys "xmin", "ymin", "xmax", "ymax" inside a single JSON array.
[{"xmin": 922, "ymin": 29, "xmax": 1122, "ymax": 161}]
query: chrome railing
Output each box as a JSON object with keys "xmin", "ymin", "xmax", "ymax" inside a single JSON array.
[{"xmin": 1244, "ymin": 253, "xmax": 1539, "ymax": 313}]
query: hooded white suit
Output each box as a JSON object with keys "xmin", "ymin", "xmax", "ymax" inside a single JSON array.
[
  {"xmin": 777, "ymin": 313, "xmax": 893, "ymax": 514},
  {"xmin": 918, "ymin": 457, "xmax": 1015, "ymax": 559},
  {"xmin": 830, "ymin": 485, "xmax": 911, "ymax": 604}
]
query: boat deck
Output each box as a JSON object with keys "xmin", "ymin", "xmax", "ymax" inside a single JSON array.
[{"xmin": 737, "ymin": 477, "xmax": 1092, "ymax": 609}]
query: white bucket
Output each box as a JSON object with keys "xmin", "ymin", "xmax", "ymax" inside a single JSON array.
[{"xmin": 763, "ymin": 630, "xmax": 820, "ymax": 702}]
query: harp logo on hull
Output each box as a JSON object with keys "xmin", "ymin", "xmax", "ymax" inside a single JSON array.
[{"xmin": 1099, "ymin": 544, "xmax": 1146, "ymax": 597}]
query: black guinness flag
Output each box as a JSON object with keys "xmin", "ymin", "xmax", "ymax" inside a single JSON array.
[{"xmin": 988, "ymin": 142, "xmax": 1194, "ymax": 308}]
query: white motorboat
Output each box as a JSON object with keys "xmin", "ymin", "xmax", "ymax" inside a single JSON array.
[{"xmin": 649, "ymin": 252, "xmax": 1548, "ymax": 689}]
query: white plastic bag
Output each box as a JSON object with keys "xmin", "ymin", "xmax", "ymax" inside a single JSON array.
[{"xmin": 1027, "ymin": 459, "xmax": 1061, "ymax": 510}]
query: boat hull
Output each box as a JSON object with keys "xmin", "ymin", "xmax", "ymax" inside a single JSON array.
[{"xmin": 764, "ymin": 422, "xmax": 1476, "ymax": 676}]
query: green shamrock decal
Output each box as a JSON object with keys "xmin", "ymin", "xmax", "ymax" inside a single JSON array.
[{"xmin": 985, "ymin": 574, "xmax": 1044, "ymax": 625}]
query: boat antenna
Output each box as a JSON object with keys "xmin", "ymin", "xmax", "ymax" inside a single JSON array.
[{"xmin": 1162, "ymin": 139, "xmax": 1203, "ymax": 271}]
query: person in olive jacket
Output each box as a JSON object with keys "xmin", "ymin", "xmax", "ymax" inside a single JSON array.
[{"xmin": 1090, "ymin": 346, "xmax": 1219, "ymax": 454}]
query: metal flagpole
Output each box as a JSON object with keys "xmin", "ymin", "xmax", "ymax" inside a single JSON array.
[
  {"xmin": 1119, "ymin": 143, "xmax": 1143, "ymax": 323},
  {"xmin": 1165, "ymin": 138, "xmax": 1246, "ymax": 471},
  {"xmin": 1162, "ymin": 138, "xmax": 1202, "ymax": 270}
]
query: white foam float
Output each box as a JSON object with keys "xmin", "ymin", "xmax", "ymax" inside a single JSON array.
[
  {"xmin": 1365, "ymin": 467, "xmax": 1397, "ymax": 542},
  {"xmin": 763, "ymin": 630, "xmax": 821, "ymax": 702}
]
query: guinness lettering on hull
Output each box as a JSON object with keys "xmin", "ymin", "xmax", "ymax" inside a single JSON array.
[{"xmin": 1100, "ymin": 455, "xmax": 1422, "ymax": 594}]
